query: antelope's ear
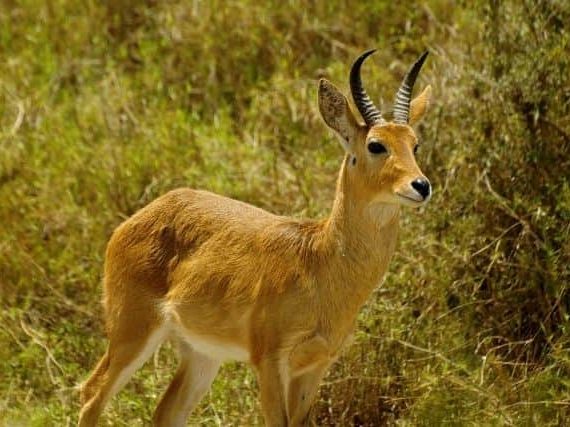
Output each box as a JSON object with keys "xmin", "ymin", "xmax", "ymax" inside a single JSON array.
[
  {"xmin": 409, "ymin": 85, "xmax": 432, "ymax": 126},
  {"xmin": 318, "ymin": 79, "xmax": 360, "ymax": 152}
]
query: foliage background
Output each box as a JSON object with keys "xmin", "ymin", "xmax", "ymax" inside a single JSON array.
[{"xmin": 1, "ymin": 0, "xmax": 569, "ymax": 425}]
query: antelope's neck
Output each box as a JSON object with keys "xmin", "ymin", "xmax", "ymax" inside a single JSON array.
[{"xmin": 322, "ymin": 156, "xmax": 401, "ymax": 306}]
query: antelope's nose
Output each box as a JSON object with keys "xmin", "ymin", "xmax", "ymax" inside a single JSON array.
[{"xmin": 411, "ymin": 178, "xmax": 431, "ymax": 200}]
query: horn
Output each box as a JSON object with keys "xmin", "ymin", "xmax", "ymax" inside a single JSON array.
[
  {"xmin": 350, "ymin": 49, "xmax": 384, "ymax": 126},
  {"xmin": 393, "ymin": 51, "xmax": 429, "ymax": 124}
]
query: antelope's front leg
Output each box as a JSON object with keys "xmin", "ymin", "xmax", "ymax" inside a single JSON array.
[
  {"xmin": 255, "ymin": 355, "xmax": 288, "ymax": 427},
  {"xmin": 287, "ymin": 335, "xmax": 331, "ymax": 426}
]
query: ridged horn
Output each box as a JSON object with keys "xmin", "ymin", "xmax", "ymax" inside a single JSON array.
[
  {"xmin": 350, "ymin": 49, "xmax": 384, "ymax": 126},
  {"xmin": 393, "ymin": 51, "xmax": 429, "ymax": 124}
]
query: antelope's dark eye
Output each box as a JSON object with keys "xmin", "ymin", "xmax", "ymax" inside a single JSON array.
[
  {"xmin": 367, "ymin": 140, "xmax": 387, "ymax": 154},
  {"xmin": 414, "ymin": 145, "xmax": 419, "ymax": 155}
]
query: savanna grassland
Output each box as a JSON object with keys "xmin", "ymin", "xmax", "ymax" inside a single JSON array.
[{"xmin": 1, "ymin": 0, "xmax": 569, "ymax": 425}]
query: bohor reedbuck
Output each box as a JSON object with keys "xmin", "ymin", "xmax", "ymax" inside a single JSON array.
[{"xmin": 78, "ymin": 49, "xmax": 433, "ymax": 426}]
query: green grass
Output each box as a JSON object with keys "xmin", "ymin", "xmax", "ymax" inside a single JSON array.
[{"xmin": 1, "ymin": 0, "xmax": 569, "ymax": 425}]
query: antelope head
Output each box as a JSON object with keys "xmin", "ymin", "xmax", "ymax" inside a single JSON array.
[{"xmin": 319, "ymin": 49, "xmax": 432, "ymax": 207}]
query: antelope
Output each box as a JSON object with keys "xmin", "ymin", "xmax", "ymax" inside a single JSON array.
[{"xmin": 78, "ymin": 49, "xmax": 432, "ymax": 427}]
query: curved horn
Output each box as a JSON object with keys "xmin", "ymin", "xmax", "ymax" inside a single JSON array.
[
  {"xmin": 350, "ymin": 49, "xmax": 384, "ymax": 126},
  {"xmin": 393, "ymin": 51, "xmax": 429, "ymax": 124}
]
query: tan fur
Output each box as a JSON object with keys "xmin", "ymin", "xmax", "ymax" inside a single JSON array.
[
  {"xmin": 78, "ymin": 74, "xmax": 432, "ymax": 427},
  {"xmin": 409, "ymin": 85, "xmax": 432, "ymax": 126}
]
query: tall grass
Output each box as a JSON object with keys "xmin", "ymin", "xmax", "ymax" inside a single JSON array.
[{"xmin": 1, "ymin": 0, "xmax": 569, "ymax": 425}]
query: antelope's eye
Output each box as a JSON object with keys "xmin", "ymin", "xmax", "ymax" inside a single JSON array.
[
  {"xmin": 414, "ymin": 145, "xmax": 419, "ymax": 155},
  {"xmin": 367, "ymin": 140, "xmax": 387, "ymax": 154}
]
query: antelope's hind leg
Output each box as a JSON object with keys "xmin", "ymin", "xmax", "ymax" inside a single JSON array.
[
  {"xmin": 153, "ymin": 339, "xmax": 221, "ymax": 427},
  {"xmin": 78, "ymin": 320, "xmax": 168, "ymax": 427}
]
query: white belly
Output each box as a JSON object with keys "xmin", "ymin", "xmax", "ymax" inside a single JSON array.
[
  {"xmin": 161, "ymin": 300, "xmax": 250, "ymax": 362},
  {"xmin": 178, "ymin": 330, "xmax": 250, "ymax": 362}
]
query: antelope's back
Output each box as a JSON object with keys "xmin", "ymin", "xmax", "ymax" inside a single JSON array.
[{"xmin": 103, "ymin": 188, "xmax": 293, "ymax": 296}]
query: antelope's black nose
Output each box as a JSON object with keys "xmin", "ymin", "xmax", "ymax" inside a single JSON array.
[{"xmin": 411, "ymin": 178, "xmax": 431, "ymax": 199}]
